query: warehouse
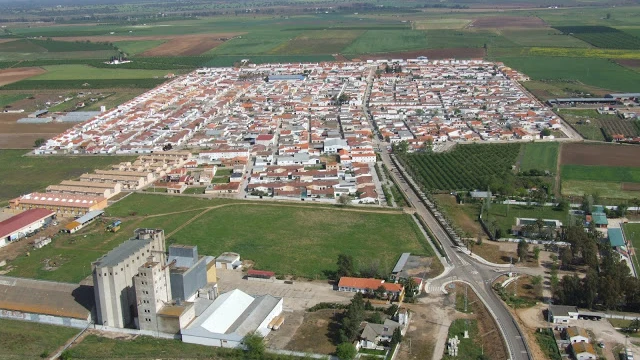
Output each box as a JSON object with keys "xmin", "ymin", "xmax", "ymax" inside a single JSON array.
[
  {"xmin": 46, "ymin": 184, "xmax": 116, "ymax": 199},
  {"xmin": 0, "ymin": 209, "xmax": 55, "ymax": 248},
  {"xmin": 9, "ymin": 193, "xmax": 108, "ymax": 217},
  {"xmin": 181, "ymin": 289, "xmax": 283, "ymax": 348},
  {"xmin": 79, "ymin": 173, "xmax": 147, "ymax": 190}
]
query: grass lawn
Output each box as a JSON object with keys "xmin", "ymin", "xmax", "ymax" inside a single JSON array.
[
  {"xmin": 561, "ymin": 179, "xmax": 640, "ymax": 200},
  {"xmin": 434, "ymin": 194, "xmax": 483, "ymax": 238},
  {"xmin": 68, "ymin": 334, "xmax": 247, "ymax": 359},
  {"xmin": 28, "ymin": 64, "xmax": 174, "ymax": 81},
  {"xmin": 214, "ymin": 167, "xmax": 233, "ymax": 176},
  {"xmin": 443, "ymin": 319, "xmax": 482, "ymax": 360},
  {"xmin": 484, "ymin": 204, "xmax": 568, "ymax": 235},
  {"xmin": 498, "ymin": 56, "xmax": 640, "ymax": 93},
  {"xmin": 183, "ymin": 187, "xmax": 206, "ymax": 194},
  {"xmin": 106, "ymin": 193, "xmax": 229, "ymax": 216},
  {"xmin": 0, "ymin": 150, "xmax": 136, "ymax": 203},
  {"xmin": 211, "ymin": 176, "xmax": 230, "ymax": 183},
  {"xmin": 0, "ymin": 318, "xmax": 78, "ymax": 359},
  {"xmin": 561, "ymin": 165, "xmax": 640, "ymax": 183},
  {"xmin": 519, "ymin": 142, "xmax": 559, "ymax": 173}
]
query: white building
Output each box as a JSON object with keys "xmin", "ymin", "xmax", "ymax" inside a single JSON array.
[
  {"xmin": 0, "ymin": 209, "xmax": 55, "ymax": 248},
  {"xmin": 549, "ymin": 305, "xmax": 578, "ymax": 324},
  {"xmin": 181, "ymin": 289, "xmax": 283, "ymax": 348}
]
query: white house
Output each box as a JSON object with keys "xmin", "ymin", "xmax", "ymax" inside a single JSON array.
[
  {"xmin": 571, "ymin": 342, "xmax": 597, "ymax": 360},
  {"xmin": 549, "ymin": 305, "xmax": 578, "ymax": 324},
  {"xmin": 565, "ymin": 327, "xmax": 589, "ymax": 344}
]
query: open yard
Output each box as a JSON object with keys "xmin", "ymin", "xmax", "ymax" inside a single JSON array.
[
  {"xmin": 0, "ymin": 150, "xmax": 135, "ymax": 203},
  {"xmin": 7, "ymin": 193, "xmax": 436, "ymax": 282},
  {"xmin": 0, "ymin": 318, "xmax": 79, "ymax": 359}
]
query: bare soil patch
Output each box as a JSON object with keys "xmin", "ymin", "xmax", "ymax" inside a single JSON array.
[
  {"xmin": 0, "ymin": 113, "xmax": 75, "ymax": 148},
  {"xmin": 333, "ymin": 54, "xmax": 350, "ymax": 62},
  {"xmin": 622, "ymin": 183, "xmax": 640, "ymax": 191},
  {"xmin": 284, "ymin": 309, "xmax": 339, "ymax": 355},
  {"xmin": 616, "ymin": 59, "xmax": 640, "ymax": 69},
  {"xmin": 353, "ymin": 48, "xmax": 485, "ymax": 61},
  {"xmin": 471, "ymin": 16, "xmax": 547, "ymax": 28},
  {"xmin": 140, "ymin": 34, "xmax": 239, "ymax": 56},
  {"xmin": 561, "ymin": 143, "xmax": 640, "ymax": 167},
  {"xmin": 0, "ymin": 67, "xmax": 46, "ymax": 87}
]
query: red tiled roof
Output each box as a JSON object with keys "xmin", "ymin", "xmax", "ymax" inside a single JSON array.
[
  {"xmin": 338, "ymin": 277, "xmax": 404, "ymax": 293},
  {"xmin": 0, "ymin": 209, "xmax": 55, "ymax": 238},
  {"xmin": 247, "ymin": 269, "xmax": 275, "ymax": 277}
]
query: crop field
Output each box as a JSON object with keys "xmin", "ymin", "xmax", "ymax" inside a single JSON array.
[
  {"xmin": 0, "ymin": 150, "xmax": 135, "ymax": 203},
  {"xmin": 561, "ymin": 165, "xmax": 640, "ymax": 183},
  {"xmin": 617, "ymin": 59, "xmax": 640, "ymax": 71},
  {"xmin": 0, "ymin": 93, "xmax": 31, "ymax": 107},
  {"xmin": 398, "ymin": 143, "xmax": 521, "ymax": 191},
  {"xmin": 554, "ymin": 26, "xmax": 640, "ymax": 49},
  {"xmin": 139, "ymin": 34, "xmax": 232, "ymax": 56},
  {"xmin": 413, "ymin": 18, "xmax": 472, "ymax": 30},
  {"xmin": 471, "ymin": 16, "xmax": 547, "ymax": 28},
  {"xmin": 30, "ymin": 39, "xmax": 115, "ymax": 52},
  {"xmin": 207, "ymin": 30, "xmax": 298, "ymax": 55},
  {"xmin": 268, "ymin": 30, "xmax": 363, "ymax": 55},
  {"xmin": 0, "ymin": 39, "xmax": 47, "ymax": 52},
  {"xmin": 343, "ymin": 30, "xmax": 430, "ymax": 54},
  {"xmin": 27, "ymin": 64, "xmax": 173, "ymax": 80},
  {"xmin": 114, "ymin": 40, "xmax": 166, "ymax": 55},
  {"xmin": 561, "ymin": 179, "xmax": 640, "ymax": 200},
  {"xmin": 558, "ymin": 109, "xmax": 640, "ymax": 140},
  {"xmin": 518, "ymin": 47, "xmax": 640, "ymax": 60},
  {"xmin": 0, "ymin": 318, "xmax": 79, "ymax": 358},
  {"xmin": 519, "ymin": 142, "xmax": 559, "ymax": 173},
  {"xmin": 561, "ymin": 143, "xmax": 640, "ymax": 167},
  {"xmin": 500, "ymin": 29, "xmax": 590, "ymax": 48},
  {"xmin": 498, "ymin": 56, "xmax": 640, "ymax": 93}
]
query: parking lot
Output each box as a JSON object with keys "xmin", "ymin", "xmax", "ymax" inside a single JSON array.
[{"xmin": 216, "ymin": 268, "xmax": 353, "ymax": 311}]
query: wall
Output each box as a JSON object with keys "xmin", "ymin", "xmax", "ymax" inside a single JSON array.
[
  {"xmin": 0, "ymin": 309, "xmax": 89, "ymax": 329},
  {"xmin": 170, "ymin": 258, "xmax": 207, "ymax": 301},
  {"xmin": 256, "ymin": 298, "xmax": 283, "ymax": 337}
]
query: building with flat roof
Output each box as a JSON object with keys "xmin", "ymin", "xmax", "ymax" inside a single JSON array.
[
  {"xmin": 9, "ymin": 193, "xmax": 107, "ymax": 217},
  {"xmin": 0, "ymin": 275, "xmax": 92, "ymax": 328},
  {"xmin": 168, "ymin": 245, "xmax": 208, "ymax": 302},
  {"xmin": 181, "ymin": 289, "xmax": 283, "ymax": 348},
  {"xmin": 0, "ymin": 209, "xmax": 55, "ymax": 248},
  {"xmin": 92, "ymin": 228, "xmax": 165, "ymax": 328},
  {"xmin": 135, "ymin": 261, "xmax": 171, "ymax": 332},
  {"xmin": 549, "ymin": 304, "xmax": 579, "ymax": 324}
]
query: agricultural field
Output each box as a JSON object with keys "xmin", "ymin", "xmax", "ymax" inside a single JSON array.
[
  {"xmin": 499, "ymin": 29, "xmax": 590, "ymax": 48},
  {"xmin": 497, "ymin": 56, "xmax": 640, "ymax": 93},
  {"xmin": 0, "ymin": 93, "xmax": 31, "ymax": 107},
  {"xmin": 398, "ymin": 143, "xmax": 521, "ymax": 191},
  {"xmin": 28, "ymin": 64, "xmax": 174, "ymax": 80},
  {"xmin": 114, "ymin": 40, "xmax": 166, "ymax": 55},
  {"xmin": 519, "ymin": 142, "xmax": 559, "ymax": 173},
  {"xmin": 558, "ymin": 109, "xmax": 640, "ymax": 140},
  {"xmin": 0, "ymin": 318, "xmax": 79, "ymax": 359},
  {"xmin": 559, "ymin": 143, "xmax": 640, "ymax": 200},
  {"xmin": 342, "ymin": 30, "xmax": 430, "ymax": 55},
  {"xmin": 207, "ymin": 30, "xmax": 299, "ymax": 55},
  {"xmin": 0, "ymin": 150, "xmax": 135, "ymax": 203},
  {"xmin": 7, "ymin": 193, "xmax": 435, "ymax": 282},
  {"xmin": 268, "ymin": 30, "xmax": 363, "ymax": 55},
  {"xmin": 483, "ymin": 203, "xmax": 569, "ymax": 238},
  {"xmin": 554, "ymin": 26, "xmax": 640, "ymax": 49}
]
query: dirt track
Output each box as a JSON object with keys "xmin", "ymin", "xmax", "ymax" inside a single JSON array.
[{"xmin": 561, "ymin": 143, "xmax": 640, "ymax": 167}]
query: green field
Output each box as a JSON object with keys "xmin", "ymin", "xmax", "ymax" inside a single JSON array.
[
  {"xmin": 0, "ymin": 150, "xmax": 135, "ymax": 203},
  {"xmin": 554, "ymin": 26, "xmax": 640, "ymax": 50},
  {"xmin": 519, "ymin": 142, "xmax": 559, "ymax": 173},
  {"xmin": 561, "ymin": 165, "xmax": 640, "ymax": 183},
  {"xmin": 114, "ymin": 40, "xmax": 166, "ymax": 55},
  {"xmin": 482, "ymin": 203, "xmax": 568, "ymax": 236},
  {"xmin": 343, "ymin": 30, "xmax": 430, "ymax": 54},
  {"xmin": 269, "ymin": 30, "xmax": 363, "ymax": 55},
  {"xmin": 67, "ymin": 334, "xmax": 301, "ymax": 360},
  {"xmin": 30, "ymin": 39, "xmax": 116, "ymax": 52},
  {"xmin": 442, "ymin": 319, "xmax": 481, "ymax": 360},
  {"xmin": 561, "ymin": 179, "xmax": 639, "ymax": 200},
  {"xmin": 500, "ymin": 29, "xmax": 590, "ymax": 48},
  {"xmin": 0, "ymin": 39, "xmax": 46, "ymax": 52},
  {"xmin": 29, "ymin": 64, "xmax": 174, "ymax": 80},
  {"xmin": 623, "ymin": 223, "xmax": 640, "ymax": 276},
  {"xmin": 0, "ymin": 318, "xmax": 79, "ymax": 359},
  {"xmin": 207, "ymin": 30, "xmax": 299, "ymax": 55},
  {"xmin": 498, "ymin": 56, "xmax": 640, "ymax": 93},
  {"xmin": 7, "ymin": 193, "xmax": 434, "ymax": 282},
  {"xmin": 0, "ymin": 93, "xmax": 30, "ymax": 107}
]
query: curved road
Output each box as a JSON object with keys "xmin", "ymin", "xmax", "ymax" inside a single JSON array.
[{"xmin": 361, "ymin": 68, "xmax": 532, "ymax": 360}]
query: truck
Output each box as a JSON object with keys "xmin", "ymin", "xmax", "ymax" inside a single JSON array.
[{"xmin": 106, "ymin": 220, "xmax": 122, "ymax": 233}]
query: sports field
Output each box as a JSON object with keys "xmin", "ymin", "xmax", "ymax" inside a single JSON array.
[{"xmin": 7, "ymin": 194, "xmax": 435, "ymax": 282}]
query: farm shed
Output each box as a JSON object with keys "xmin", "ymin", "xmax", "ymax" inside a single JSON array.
[
  {"xmin": 64, "ymin": 210, "xmax": 104, "ymax": 234},
  {"xmin": 215, "ymin": 252, "xmax": 241, "ymax": 269},
  {"xmin": 549, "ymin": 305, "xmax": 579, "ymax": 324},
  {"xmin": 591, "ymin": 212, "xmax": 608, "ymax": 228},
  {"xmin": 181, "ymin": 289, "xmax": 283, "ymax": 348},
  {"xmin": 607, "ymin": 228, "xmax": 625, "ymax": 249},
  {"xmin": 0, "ymin": 209, "xmax": 55, "ymax": 248}
]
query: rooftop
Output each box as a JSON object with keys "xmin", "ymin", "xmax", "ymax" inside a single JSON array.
[
  {"xmin": 608, "ymin": 228, "xmax": 625, "ymax": 247},
  {"xmin": 0, "ymin": 209, "xmax": 54, "ymax": 238},
  {"xmin": 93, "ymin": 237, "xmax": 152, "ymax": 268}
]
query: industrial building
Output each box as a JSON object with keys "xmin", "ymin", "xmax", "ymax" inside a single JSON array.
[
  {"xmin": 181, "ymin": 289, "xmax": 283, "ymax": 348},
  {"xmin": 92, "ymin": 228, "xmax": 166, "ymax": 328},
  {"xmin": 168, "ymin": 245, "xmax": 209, "ymax": 302},
  {"xmin": 135, "ymin": 260, "xmax": 172, "ymax": 331},
  {"xmin": 9, "ymin": 192, "xmax": 107, "ymax": 217},
  {"xmin": 0, "ymin": 208, "xmax": 55, "ymax": 248}
]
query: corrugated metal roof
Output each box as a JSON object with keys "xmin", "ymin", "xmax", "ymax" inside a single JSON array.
[
  {"xmin": 392, "ymin": 253, "xmax": 410, "ymax": 273},
  {"xmin": 608, "ymin": 228, "xmax": 625, "ymax": 247},
  {"xmin": 74, "ymin": 210, "xmax": 104, "ymax": 225},
  {"xmin": 0, "ymin": 209, "xmax": 54, "ymax": 238}
]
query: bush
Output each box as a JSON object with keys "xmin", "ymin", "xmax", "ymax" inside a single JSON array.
[
  {"xmin": 336, "ymin": 342, "xmax": 357, "ymax": 360},
  {"xmin": 307, "ymin": 302, "xmax": 347, "ymax": 312}
]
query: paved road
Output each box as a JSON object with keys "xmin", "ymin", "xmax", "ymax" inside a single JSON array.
[{"xmin": 361, "ymin": 69, "xmax": 532, "ymax": 360}]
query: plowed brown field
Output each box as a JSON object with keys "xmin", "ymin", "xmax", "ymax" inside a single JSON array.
[
  {"xmin": 0, "ymin": 67, "xmax": 46, "ymax": 87},
  {"xmin": 561, "ymin": 143, "xmax": 640, "ymax": 167},
  {"xmin": 471, "ymin": 16, "xmax": 547, "ymax": 28},
  {"xmin": 140, "ymin": 34, "xmax": 229, "ymax": 56}
]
